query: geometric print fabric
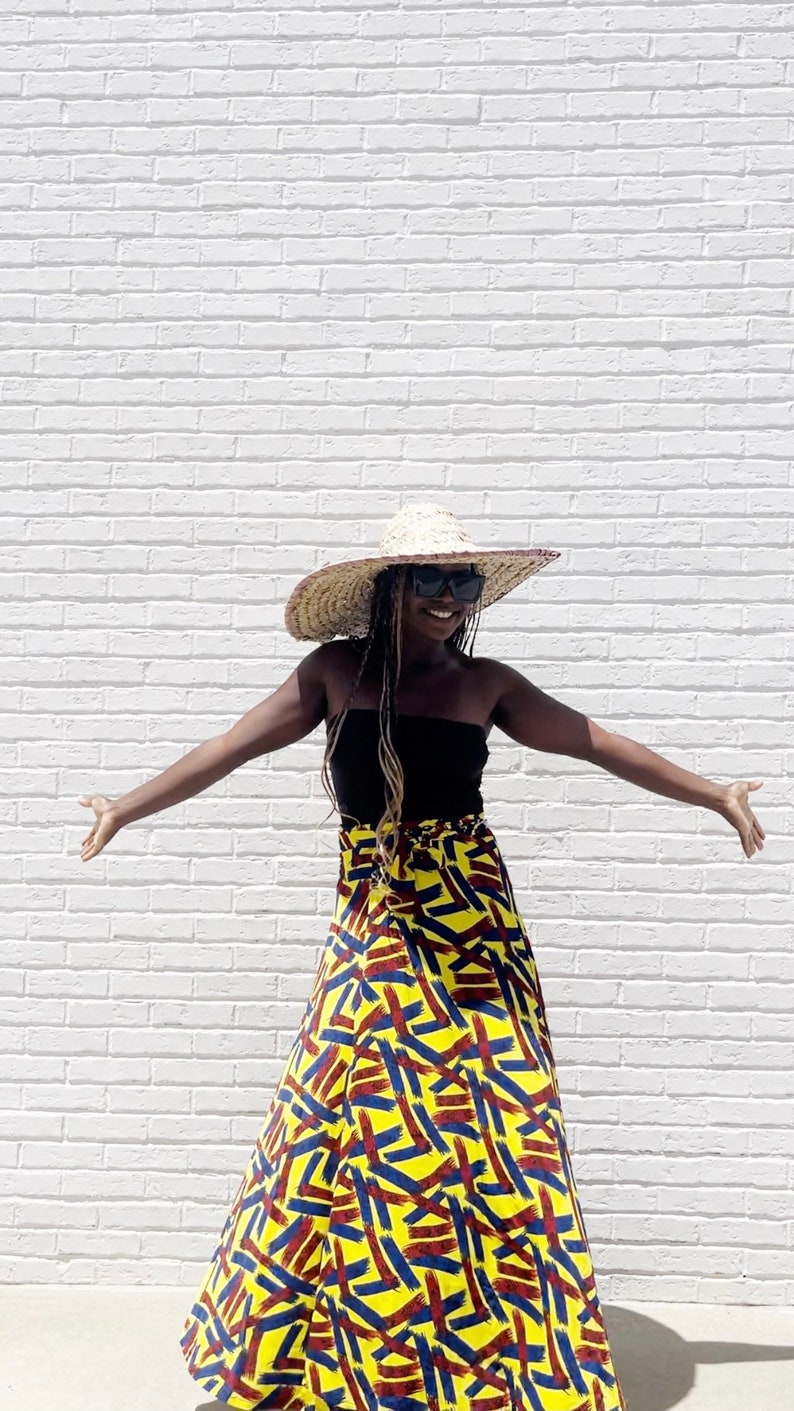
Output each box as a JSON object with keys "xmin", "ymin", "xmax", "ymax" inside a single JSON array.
[{"xmin": 180, "ymin": 813, "xmax": 627, "ymax": 1411}]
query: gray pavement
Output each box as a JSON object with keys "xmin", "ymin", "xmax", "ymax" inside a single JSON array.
[{"xmin": 2, "ymin": 1286, "xmax": 794, "ymax": 1410}]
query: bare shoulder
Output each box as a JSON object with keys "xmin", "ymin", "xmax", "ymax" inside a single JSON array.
[
  {"xmin": 481, "ymin": 656, "xmax": 601, "ymax": 759},
  {"xmin": 464, "ymin": 654, "xmax": 520, "ymax": 720},
  {"xmin": 303, "ymin": 639, "xmax": 357, "ymax": 673},
  {"xmin": 310, "ymin": 638, "xmax": 367, "ymax": 712},
  {"xmin": 216, "ymin": 640, "xmax": 351, "ymax": 763},
  {"xmin": 477, "ymin": 657, "xmax": 530, "ymax": 698}
]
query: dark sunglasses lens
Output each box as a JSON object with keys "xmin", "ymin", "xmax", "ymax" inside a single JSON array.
[
  {"xmin": 449, "ymin": 570, "xmax": 483, "ymax": 602},
  {"xmin": 411, "ymin": 566, "xmax": 484, "ymax": 601},
  {"xmin": 411, "ymin": 567, "xmax": 446, "ymax": 596}
]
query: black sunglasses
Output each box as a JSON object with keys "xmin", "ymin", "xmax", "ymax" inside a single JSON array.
[{"xmin": 408, "ymin": 564, "xmax": 485, "ymax": 603}]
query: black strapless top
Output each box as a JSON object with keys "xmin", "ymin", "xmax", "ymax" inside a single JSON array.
[{"xmin": 326, "ymin": 708, "xmax": 489, "ymax": 827}]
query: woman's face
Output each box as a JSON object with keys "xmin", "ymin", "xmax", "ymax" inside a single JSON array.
[{"xmin": 400, "ymin": 561, "xmax": 480, "ymax": 640}]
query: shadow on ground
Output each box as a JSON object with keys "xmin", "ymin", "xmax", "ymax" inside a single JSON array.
[
  {"xmin": 191, "ymin": 1304, "xmax": 794, "ymax": 1411},
  {"xmin": 605, "ymin": 1303, "xmax": 794, "ymax": 1411}
]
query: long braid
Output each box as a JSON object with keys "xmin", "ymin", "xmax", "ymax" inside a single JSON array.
[
  {"xmin": 451, "ymin": 584, "xmax": 482, "ymax": 657},
  {"xmin": 374, "ymin": 566, "xmax": 406, "ymax": 869},
  {"xmin": 320, "ymin": 568, "xmax": 404, "ymax": 853},
  {"xmin": 321, "ymin": 563, "xmax": 482, "ymax": 866},
  {"xmin": 320, "ymin": 624, "xmax": 376, "ymax": 808}
]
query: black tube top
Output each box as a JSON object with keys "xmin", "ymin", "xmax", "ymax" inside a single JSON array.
[{"xmin": 326, "ymin": 708, "xmax": 489, "ymax": 827}]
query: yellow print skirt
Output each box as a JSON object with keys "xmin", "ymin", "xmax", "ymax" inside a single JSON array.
[{"xmin": 181, "ymin": 813, "xmax": 626, "ymax": 1411}]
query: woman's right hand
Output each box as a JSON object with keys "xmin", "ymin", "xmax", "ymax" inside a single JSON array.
[{"xmin": 77, "ymin": 795, "xmax": 124, "ymax": 862}]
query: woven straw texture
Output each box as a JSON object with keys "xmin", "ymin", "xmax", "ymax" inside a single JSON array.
[{"xmin": 284, "ymin": 503, "xmax": 560, "ymax": 642}]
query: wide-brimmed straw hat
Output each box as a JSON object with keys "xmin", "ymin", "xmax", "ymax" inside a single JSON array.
[{"xmin": 284, "ymin": 502, "xmax": 560, "ymax": 642}]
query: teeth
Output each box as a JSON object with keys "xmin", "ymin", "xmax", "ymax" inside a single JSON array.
[{"xmin": 426, "ymin": 608, "xmax": 454, "ymax": 618}]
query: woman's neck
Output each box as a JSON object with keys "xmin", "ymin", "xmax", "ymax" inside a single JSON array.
[{"xmin": 399, "ymin": 639, "xmax": 453, "ymax": 669}]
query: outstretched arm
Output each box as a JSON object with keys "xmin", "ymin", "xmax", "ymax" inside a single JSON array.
[
  {"xmin": 491, "ymin": 663, "xmax": 765, "ymax": 859},
  {"xmin": 78, "ymin": 645, "xmax": 330, "ymax": 860}
]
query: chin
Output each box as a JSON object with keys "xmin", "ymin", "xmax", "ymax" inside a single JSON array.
[{"xmin": 418, "ymin": 613, "xmax": 461, "ymax": 635}]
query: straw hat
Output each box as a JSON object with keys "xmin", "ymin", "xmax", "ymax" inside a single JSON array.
[{"xmin": 284, "ymin": 502, "xmax": 560, "ymax": 642}]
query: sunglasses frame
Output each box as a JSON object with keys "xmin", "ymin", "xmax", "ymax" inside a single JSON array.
[{"xmin": 408, "ymin": 563, "xmax": 485, "ymax": 604}]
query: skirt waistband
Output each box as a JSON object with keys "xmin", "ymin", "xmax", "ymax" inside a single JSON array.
[
  {"xmin": 338, "ymin": 810, "xmax": 489, "ymax": 845},
  {"xmin": 337, "ymin": 811, "xmax": 492, "ymax": 905}
]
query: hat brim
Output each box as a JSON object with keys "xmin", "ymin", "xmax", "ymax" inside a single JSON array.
[{"xmin": 284, "ymin": 547, "xmax": 561, "ymax": 642}]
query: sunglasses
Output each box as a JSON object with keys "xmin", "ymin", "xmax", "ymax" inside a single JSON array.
[{"xmin": 408, "ymin": 564, "xmax": 485, "ymax": 604}]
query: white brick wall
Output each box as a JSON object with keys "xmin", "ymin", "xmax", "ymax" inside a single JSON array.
[{"xmin": 1, "ymin": 2, "xmax": 792, "ymax": 1304}]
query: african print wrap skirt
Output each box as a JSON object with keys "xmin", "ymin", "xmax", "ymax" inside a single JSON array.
[{"xmin": 180, "ymin": 813, "xmax": 626, "ymax": 1411}]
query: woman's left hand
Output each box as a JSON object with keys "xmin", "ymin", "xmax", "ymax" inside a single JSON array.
[{"xmin": 718, "ymin": 780, "xmax": 766, "ymax": 858}]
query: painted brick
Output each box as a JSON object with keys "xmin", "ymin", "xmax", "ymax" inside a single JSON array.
[{"xmin": 3, "ymin": 0, "xmax": 791, "ymax": 1306}]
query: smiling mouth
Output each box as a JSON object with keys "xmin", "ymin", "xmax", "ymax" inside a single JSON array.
[{"xmin": 424, "ymin": 606, "xmax": 457, "ymax": 620}]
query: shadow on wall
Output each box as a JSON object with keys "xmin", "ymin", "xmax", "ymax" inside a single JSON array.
[{"xmin": 605, "ymin": 1303, "xmax": 794, "ymax": 1410}]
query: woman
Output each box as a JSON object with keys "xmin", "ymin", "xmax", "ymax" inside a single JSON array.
[{"xmin": 78, "ymin": 503, "xmax": 764, "ymax": 1411}]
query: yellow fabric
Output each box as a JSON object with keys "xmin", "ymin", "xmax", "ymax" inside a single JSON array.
[{"xmin": 181, "ymin": 814, "xmax": 626, "ymax": 1411}]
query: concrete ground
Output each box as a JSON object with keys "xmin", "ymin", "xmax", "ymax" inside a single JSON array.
[{"xmin": 2, "ymin": 1287, "xmax": 794, "ymax": 1411}]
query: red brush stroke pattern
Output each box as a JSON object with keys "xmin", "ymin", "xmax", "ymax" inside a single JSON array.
[{"xmin": 181, "ymin": 816, "xmax": 627, "ymax": 1411}]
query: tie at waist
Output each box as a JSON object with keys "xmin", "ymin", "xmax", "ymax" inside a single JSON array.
[{"xmin": 340, "ymin": 812, "xmax": 489, "ymax": 916}]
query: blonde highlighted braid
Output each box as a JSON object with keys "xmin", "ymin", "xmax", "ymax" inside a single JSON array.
[{"xmin": 321, "ymin": 563, "xmax": 483, "ymax": 869}]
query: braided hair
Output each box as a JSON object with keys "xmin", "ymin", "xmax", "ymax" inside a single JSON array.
[{"xmin": 321, "ymin": 563, "xmax": 483, "ymax": 868}]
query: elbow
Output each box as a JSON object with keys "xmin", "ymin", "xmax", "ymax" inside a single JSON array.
[
  {"xmin": 579, "ymin": 719, "xmax": 617, "ymax": 765},
  {"xmin": 214, "ymin": 730, "xmax": 254, "ymax": 773}
]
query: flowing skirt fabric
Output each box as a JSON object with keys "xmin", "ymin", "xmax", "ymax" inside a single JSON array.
[{"xmin": 180, "ymin": 813, "xmax": 626, "ymax": 1411}]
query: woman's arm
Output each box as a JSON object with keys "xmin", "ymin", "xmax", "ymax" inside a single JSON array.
[
  {"xmin": 78, "ymin": 645, "xmax": 330, "ymax": 860},
  {"xmin": 491, "ymin": 662, "xmax": 765, "ymax": 858}
]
